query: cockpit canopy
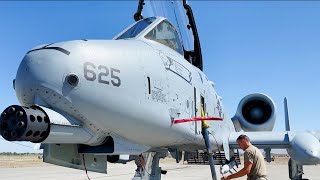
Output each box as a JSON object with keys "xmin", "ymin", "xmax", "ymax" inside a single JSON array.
[
  {"xmin": 116, "ymin": 17, "xmax": 183, "ymax": 55},
  {"xmin": 116, "ymin": 17, "xmax": 156, "ymax": 40}
]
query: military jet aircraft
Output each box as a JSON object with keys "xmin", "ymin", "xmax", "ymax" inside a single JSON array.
[{"xmin": 0, "ymin": 1, "xmax": 319, "ymax": 180}]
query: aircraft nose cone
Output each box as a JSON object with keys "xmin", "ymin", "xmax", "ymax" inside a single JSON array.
[
  {"xmin": 17, "ymin": 51, "xmax": 66, "ymax": 84},
  {"xmin": 15, "ymin": 42, "xmax": 77, "ymax": 105}
]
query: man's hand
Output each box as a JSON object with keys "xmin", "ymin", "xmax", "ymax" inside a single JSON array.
[
  {"xmin": 221, "ymin": 175, "xmax": 231, "ymax": 180},
  {"xmin": 221, "ymin": 161, "xmax": 252, "ymax": 180}
]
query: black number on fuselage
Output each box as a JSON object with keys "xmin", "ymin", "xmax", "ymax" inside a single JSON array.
[
  {"xmin": 83, "ymin": 62, "xmax": 121, "ymax": 87},
  {"xmin": 111, "ymin": 68, "xmax": 121, "ymax": 87},
  {"xmin": 98, "ymin": 65, "xmax": 110, "ymax": 84},
  {"xmin": 84, "ymin": 62, "xmax": 96, "ymax": 81}
]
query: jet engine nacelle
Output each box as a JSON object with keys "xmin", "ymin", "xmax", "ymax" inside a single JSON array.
[{"xmin": 232, "ymin": 93, "xmax": 276, "ymax": 131}]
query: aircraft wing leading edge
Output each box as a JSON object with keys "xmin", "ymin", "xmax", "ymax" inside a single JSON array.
[{"xmin": 229, "ymin": 131, "xmax": 320, "ymax": 165}]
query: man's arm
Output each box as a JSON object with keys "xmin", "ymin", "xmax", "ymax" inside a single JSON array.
[{"xmin": 222, "ymin": 162, "xmax": 252, "ymax": 180}]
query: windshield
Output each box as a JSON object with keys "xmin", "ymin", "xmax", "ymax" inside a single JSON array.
[
  {"xmin": 145, "ymin": 20, "xmax": 183, "ymax": 55},
  {"xmin": 117, "ymin": 17, "xmax": 156, "ymax": 40}
]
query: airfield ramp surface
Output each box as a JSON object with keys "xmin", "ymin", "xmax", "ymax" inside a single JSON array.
[{"xmin": 0, "ymin": 156, "xmax": 320, "ymax": 179}]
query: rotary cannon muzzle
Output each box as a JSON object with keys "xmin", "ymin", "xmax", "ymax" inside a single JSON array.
[{"xmin": 0, "ymin": 105, "xmax": 49, "ymax": 143}]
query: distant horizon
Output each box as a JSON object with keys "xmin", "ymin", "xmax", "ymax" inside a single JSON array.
[{"xmin": 0, "ymin": 152, "xmax": 42, "ymax": 155}]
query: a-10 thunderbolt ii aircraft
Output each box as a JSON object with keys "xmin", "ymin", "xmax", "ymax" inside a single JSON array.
[{"xmin": 1, "ymin": 1, "xmax": 320, "ymax": 180}]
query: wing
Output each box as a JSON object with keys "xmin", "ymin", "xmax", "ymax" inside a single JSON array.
[{"xmin": 229, "ymin": 131, "xmax": 320, "ymax": 165}]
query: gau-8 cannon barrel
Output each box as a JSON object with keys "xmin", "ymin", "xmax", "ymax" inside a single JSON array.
[
  {"xmin": 0, "ymin": 105, "xmax": 100, "ymax": 145},
  {"xmin": 0, "ymin": 105, "xmax": 49, "ymax": 142}
]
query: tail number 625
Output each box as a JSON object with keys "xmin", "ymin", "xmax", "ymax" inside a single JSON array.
[{"xmin": 84, "ymin": 62, "xmax": 121, "ymax": 87}]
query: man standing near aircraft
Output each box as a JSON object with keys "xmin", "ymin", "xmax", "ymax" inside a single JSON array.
[{"xmin": 222, "ymin": 134, "xmax": 267, "ymax": 180}]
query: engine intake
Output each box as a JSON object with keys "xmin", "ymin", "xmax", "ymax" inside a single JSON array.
[{"xmin": 232, "ymin": 93, "xmax": 276, "ymax": 131}]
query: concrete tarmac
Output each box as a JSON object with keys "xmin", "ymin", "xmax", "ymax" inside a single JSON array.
[{"xmin": 0, "ymin": 162, "xmax": 320, "ymax": 180}]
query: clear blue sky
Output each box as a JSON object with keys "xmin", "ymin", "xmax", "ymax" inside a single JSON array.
[{"xmin": 1, "ymin": 1, "xmax": 320, "ymax": 152}]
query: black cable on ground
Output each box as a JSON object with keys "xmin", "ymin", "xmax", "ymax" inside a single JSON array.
[{"xmin": 82, "ymin": 154, "xmax": 91, "ymax": 180}]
